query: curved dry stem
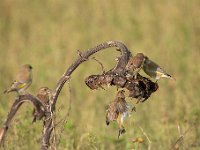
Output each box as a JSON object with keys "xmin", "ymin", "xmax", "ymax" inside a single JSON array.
[
  {"xmin": 40, "ymin": 41, "xmax": 132, "ymax": 149},
  {"xmin": 52, "ymin": 41, "xmax": 131, "ymax": 109},
  {"xmin": 0, "ymin": 93, "xmax": 44, "ymax": 146},
  {"xmin": 1, "ymin": 41, "xmax": 147, "ymax": 150}
]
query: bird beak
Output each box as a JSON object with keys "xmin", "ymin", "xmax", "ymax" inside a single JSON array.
[{"xmin": 165, "ymin": 74, "xmax": 176, "ymax": 81}]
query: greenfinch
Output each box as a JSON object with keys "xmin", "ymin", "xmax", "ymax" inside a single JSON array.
[
  {"xmin": 143, "ymin": 56, "xmax": 175, "ymax": 81},
  {"xmin": 4, "ymin": 64, "xmax": 33, "ymax": 94}
]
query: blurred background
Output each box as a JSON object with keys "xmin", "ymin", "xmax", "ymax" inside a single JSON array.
[{"xmin": 0, "ymin": 0, "xmax": 199, "ymax": 149}]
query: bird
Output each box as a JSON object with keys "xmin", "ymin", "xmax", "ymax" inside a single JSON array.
[
  {"xmin": 4, "ymin": 64, "xmax": 33, "ymax": 94},
  {"xmin": 142, "ymin": 56, "xmax": 175, "ymax": 82},
  {"xmin": 106, "ymin": 90, "xmax": 129, "ymax": 138},
  {"xmin": 126, "ymin": 53, "xmax": 145, "ymax": 79},
  {"xmin": 32, "ymin": 87, "xmax": 52, "ymax": 123}
]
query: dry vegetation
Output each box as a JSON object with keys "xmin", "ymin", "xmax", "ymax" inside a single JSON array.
[{"xmin": 0, "ymin": 0, "xmax": 200, "ymax": 149}]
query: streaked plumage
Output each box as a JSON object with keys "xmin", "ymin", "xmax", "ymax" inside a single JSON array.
[
  {"xmin": 106, "ymin": 90, "xmax": 128, "ymax": 138},
  {"xmin": 32, "ymin": 87, "xmax": 52, "ymax": 123},
  {"xmin": 36, "ymin": 87, "xmax": 52, "ymax": 105},
  {"xmin": 126, "ymin": 53, "xmax": 145, "ymax": 79},
  {"xmin": 143, "ymin": 56, "xmax": 175, "ymax": 81},
  {"xmin": 4, "ymin": 64, "xmax": 33, "ymax": 94}
]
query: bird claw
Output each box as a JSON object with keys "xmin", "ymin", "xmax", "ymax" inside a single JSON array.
[
  {"xmin": 136, "ymin": 99, "xmax": 140, "ymax": 104},
  {"xmin": 131, "ymin": 106, "xmax": 136, "ymax": 112},
  {"xmin": 118, "ymin": 128, "xmax": 126, "ymax": 139}
]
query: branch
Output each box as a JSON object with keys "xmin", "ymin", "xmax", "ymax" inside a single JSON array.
[
  {"xmin": 0, "ymin": 93, "xmax": 44, "ymax": 146},
  {"xmin": 138, "ymin": 126, "xmax": 151, "ymax": 150},
  {"xmin": 41, "ymin": 41, "xmax": 131, "ymax": 149},
  {"xmin": 1, "ymin": 40, "xmax": 158, "ymax": 149},
  {"xmin": 85, "ymin": 73, "xmax": 158, "ymax": 102},
  {"xmin": 170, "ymin": 126, "xmax": 193, "ymax": 150},
  {"xmin": 91, "ymin": 57, "xmax": 106, "ymax": 74},
  {"xmin": 52, "ymin": 41, "xmax": 131, "ymax": 109}
]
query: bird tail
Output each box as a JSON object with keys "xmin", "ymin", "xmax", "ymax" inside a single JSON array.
[
  {"xmin": 118, "ymin": 128, "xmax": 126, "ymax": 139},
  {"xmin": 32, "ymin": 116, "xmax": 37, "ymax": 124},
  {"xmin": 163, "ymin": 74, "xmax": 176, "ymax": 80},
  {"xmin": 106, "ymin": 116, "xmax": 110, "ymax": 125},
  {"xmin": 106, "ymin": 120, "xmax": 110, "ymax": 125}
]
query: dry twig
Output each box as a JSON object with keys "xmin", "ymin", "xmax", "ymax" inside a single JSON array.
[
  {"xmin": 0, "ymin": 41, "xmax": 158, "ymax": 149},
  {"xmin": 138, "ymin": 126, "xmax": 151, "ymax": 150},
  {"xmin": 170, "ymin": 126, "xmax": 193, "ymax": 150}
]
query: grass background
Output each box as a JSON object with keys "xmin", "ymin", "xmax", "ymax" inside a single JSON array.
[{"xmin": 0, "ymin": 0, "xmax": 200, "ymax": 149}]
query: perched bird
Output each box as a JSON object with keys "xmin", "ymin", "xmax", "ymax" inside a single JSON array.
[
  {"xmin": 143, "ymin": 56, "xmax": 175, "ymax": 82},
  {"xmin": 4, "ymin": 64, "xmax": 33, "ymax": 94},
  {"xmin": 36, "ymin": 87, "xmax": 52, "ymax": 105},
  {"xmin": 106, "ymin": 90, "xmax": 129, "ymax": 138},
  {"xmin": 126, "ymin": 53, "xmax": 145, "ymax": 79},
  {"xmin": 32, "ymin": 87, "xmax": 52, "ymax": 123}
]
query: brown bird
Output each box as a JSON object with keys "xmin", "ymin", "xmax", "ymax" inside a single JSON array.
[
  {"xmin": 106, "ymin": 90, "xmax": 129, "ymax": 138},
  {"xmin": 126, "ymin": 53, "xmax": 145, "ymax": 79},
  {"xmin": 143, "ymin": 56, "xmax": 175, "ymax": 82},
  {"xmin": 4, "ymin": 64, "xmax": 33, "ymax": 94},
  {"xmin": 32, "ymin": 87, "xmax": 52, "ymax": 123}
]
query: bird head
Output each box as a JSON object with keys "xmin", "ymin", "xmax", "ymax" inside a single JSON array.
[
  {"xmin": 38, "ymin": 87, "xmax": 51, "ymax": 95},
  {"xmin": 22, "ymin": 64, "xmax": 33, "ymax": 70},
  {"xmin": 126, "ymin": 53, "xmax": 145, "ymax": 70},
  {"xmin": 37, "ymin": 87, "xmax": 52, "ymax": 102}
]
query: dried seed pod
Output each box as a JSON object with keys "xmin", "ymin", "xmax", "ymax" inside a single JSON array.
[
  {"xmin": 85, "ymin": 74, "xmax": 114, "ymax": 90},
  {"xmin": 85, "ymin": 73, "xmax": 158, "ymax": 102},
  {"xmin": 126, "ymin": 74, "xmax": 159, "ymax": 102}
]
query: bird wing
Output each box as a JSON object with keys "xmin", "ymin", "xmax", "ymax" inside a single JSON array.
[
  {"xmin": 5, "ymin": 80, "xmax": 26, "ymax": 93},
  {"xmin": 106, "ymin": 101, "xmax": 118, "ymax": 122},
  {"xmin": 16, "ymin": 69, "xmax": 31, "ymax": 83},
  {"xmin": 156, "ymin": 66, "xmax": 167, "ymax": 74},
  {"xmin": 116, "ymin": 98, "xmax": 128, "ymax": 114},
  {"xmin": 12, "ymin": 80, "xmax": 27, "ymax": 89},
  {"xmin": 133, "ymin": 57, "xmax": 144, "ymax": 68}
]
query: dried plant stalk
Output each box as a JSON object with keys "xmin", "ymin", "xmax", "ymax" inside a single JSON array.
[{"xmin": 0, "ymin": 41, "xmax": 158, "ymax": 149}]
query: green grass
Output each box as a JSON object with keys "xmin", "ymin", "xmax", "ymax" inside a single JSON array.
[{"xmin": 0, "ymin": 0, "xmax": 200, "ymax": 149}]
